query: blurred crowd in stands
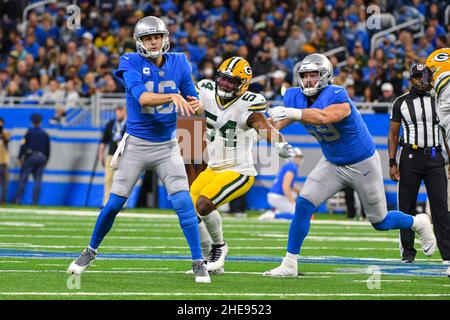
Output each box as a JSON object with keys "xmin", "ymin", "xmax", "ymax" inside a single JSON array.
[{"xmin": 0, "ymin": 0, "xmax": 449, "ymax": 114}]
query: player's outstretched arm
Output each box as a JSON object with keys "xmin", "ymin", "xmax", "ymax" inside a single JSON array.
[
  {"xmin": 139, "ymin": 92, "xmax": 195, "ymax": 116},
  {"xmin": 247, "ymin": 112, "xmax": 284, "ymax": 144},
  {"xmin": 247, "ymin": 113, "xmax": 294, "ymax": 158},
  {"xmin": 269, "ymin": 103, "xmax": 351, "ymax": 125}
]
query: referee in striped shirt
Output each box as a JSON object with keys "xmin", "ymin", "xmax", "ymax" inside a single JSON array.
[{"xmin": 388, "ymin": 63, "xmax": 450, "ymax": 263}]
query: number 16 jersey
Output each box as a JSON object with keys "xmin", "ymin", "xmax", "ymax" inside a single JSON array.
[
  {"xmin": 283, "ymin": 85, "xmax": 375, "ymax": 165},
  {"xmin": 197, "ymin": 79, "xmax": 267, "ymax": 176}
]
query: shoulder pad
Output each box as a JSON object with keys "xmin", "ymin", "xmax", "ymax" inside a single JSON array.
[
  {"xmin": 196, "ymin": 79, "xmax": 216, "ymax": 92},
  {"xmin": 245, "ymin": 92, "xmax": 267, "ymax": 112}
]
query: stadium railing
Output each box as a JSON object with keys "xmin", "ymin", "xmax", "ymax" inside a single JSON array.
[{"xmin": 369, "ymin": 17, "xmax": 425, "ymax": 57}]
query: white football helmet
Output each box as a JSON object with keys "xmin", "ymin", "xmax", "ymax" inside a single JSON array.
[
  {"xmin": 298, "ymin": 53, "xmax": 333, "ymax": 96},
  {"xmin": 134, "ymin": 16, "xmax": 170, "ymax": 59}
]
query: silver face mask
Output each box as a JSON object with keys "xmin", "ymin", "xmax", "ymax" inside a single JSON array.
[
  {"xmin": 134, "ymin": 16, "xmax": 170, "ymax": 59},
  {"xmin": 298, "ymin": 53, "xmax": 333, "ymax": 96}
]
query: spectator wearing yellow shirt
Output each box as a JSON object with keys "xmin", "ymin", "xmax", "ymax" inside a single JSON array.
[{"xmin": 94, "ymin": 28, "xmax": 117, "ymax": 54}]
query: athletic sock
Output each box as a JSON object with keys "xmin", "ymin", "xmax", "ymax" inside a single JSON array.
[
  {"xmin": 287, "ymin": 196, "xmax": 316, "ymax": 255},
  {"xmin": 372, "ymin": 210, "xmax": 414, "ymax": 231},
  {"xmin": 198, "ymin": 221, "xmax": 212, "ymax": 260},
  {"xmin": 168, "ymin": 191, "xmax": 203, "ymax": 261},
  {"xmin": 89, "ymin": 194, "xmax": 127, "ymax": 250},
  {"xmin": 275, "ymin": 212, "xmax": 295, "ymax": 220},
  {"xmin": 285, "ymin": 252, "xmax": 299, "ymax": 263},
  {"xmin": 202, "ymin": 210, "xmax": 224, "ymax": 245}
]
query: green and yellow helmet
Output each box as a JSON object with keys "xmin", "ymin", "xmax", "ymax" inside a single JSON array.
[{"xmin": 215, "ymin": 57, "xmax": 252, "ymax": 98}]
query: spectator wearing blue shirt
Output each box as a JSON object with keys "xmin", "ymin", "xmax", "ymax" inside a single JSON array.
[
  {"xmin": 24, "ymin": 34, "xmax": 40, "ymax": 60},
  {"xmin": 23, "ymin": 78, "xmax": 43, "ymax": 105},
  {"xmin": 35, "ymin": 13, "xmax": 60, "ymax": 46},
  {"xmin": 343, "ymin": 14, "xmax": 369, "ymax": 54},
  {"xmin": 258, "ymin": 148, "xmax": 304, "ymax": 221}
]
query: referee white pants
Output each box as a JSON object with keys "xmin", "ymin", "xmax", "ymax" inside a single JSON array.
[{"xmin": 267, "ymin": 192, "xmax": 296, "ymax": 214}]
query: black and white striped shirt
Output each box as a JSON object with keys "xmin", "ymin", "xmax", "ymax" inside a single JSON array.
[{"xmin": 390, "ymin": 90, "xmax": 441, "ymax": 148}]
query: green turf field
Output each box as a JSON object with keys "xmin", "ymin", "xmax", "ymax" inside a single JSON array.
[{"xmin": 0, "ymin": 206, "xmax": 449, "ymax": 300}]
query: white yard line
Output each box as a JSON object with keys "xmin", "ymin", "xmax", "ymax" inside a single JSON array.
[
  {"xmin": 0, "ymin": 208, "xmax": 372, "ymax": 226},
  {"xmin": 0, "ymin": 222, "xmax": 45, "ymax": 227},
  {"xmin": 0, "ymin": 244, "xmax": 399, "ymax": 251},
  {"xmin": 0, "ymin": 292, "xmax": 448, "ymax": 297},
  {"xmin": 352, "ymin": 280, "xmax": 413, "ymax": 283},
  {"xmin": 0, "ymin": 208, "xmax": 175, "ymax": 219}
]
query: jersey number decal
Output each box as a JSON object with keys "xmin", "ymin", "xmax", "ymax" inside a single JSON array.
[
  {"xmin": 142, "ymin": 80, "xmax": 177, "ymax": 114},
  {"xmin": 205, "ymin": 111, "xmax": 238, "ymax": 147},
  {"xmin": 242, "ymin": 93, "xmax": 257, "ymax": 102},
  {"xmin": 307, "ymin": 124, "xmax": 340, "ymax": 142},
  {"xmin": 201, "ymin": 82, "xmax": 214, "ymax": 91}
]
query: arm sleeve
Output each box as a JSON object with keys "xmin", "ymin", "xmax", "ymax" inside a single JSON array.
[
  {"xmin": 115, "ymin": 55, "xmax": 148, "ymax": 103},
  {"xmin": 122, "ymin": 71, "xmax": 148, "ymax": 103},
  {"xmin": 18, "ymin": 131, "xmax": 30, "ymax": 159},
  {"xmin": 390, "ymin": 97, "xmax": 403, "ymax": 122},
  {"xmin": 179, "ymin": 54, "xmax": 199, "ymax": 100},
  {"xmin": 45, "ymin": 133, "xmax": 50, "ymax": 160}
]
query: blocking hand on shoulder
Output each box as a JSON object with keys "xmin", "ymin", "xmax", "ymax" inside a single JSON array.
[{"xmin": 268, "ymin": 106, "xmax": 303, "ymax": 122}]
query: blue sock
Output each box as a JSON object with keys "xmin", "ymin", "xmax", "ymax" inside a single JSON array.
[
  {"xmin": 168, "ymin": 190, "xmax": 202, "ymax": 260},
  {"xmin": 89, "ymin": 193, "xmax": 127, "ymax": 250},
  {"xmin": 372, "ymin": 210, "xmax": 414, "ymax": 231},
  {"xmin": 287, "ymin": 196, "xmax": 317, "ymax": 254},
  {"xmin": 275, "ymin": 212, "xmax": 295, "ymax": 220}
]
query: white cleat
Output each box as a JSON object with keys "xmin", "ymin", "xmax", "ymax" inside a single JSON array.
[
  {"xmin": 67, "ymin": 247, "xmax": 97, "ymax": 275},
  {"xmin": 262, "ymin": 257, "xmax": 298, "ymax": 277},
  {"xmin": 258, "ymin": 211, "xmax": 276, "ymax": 221},
  {"xmin": 185, "ymin": 266, "xmax": 224, "ymax": 275},
  {"xmin": 207, "ymin": 244, "xmax": 228, "ymax": 271},
  {"xmin": 210, "ymin": 267, "xmax": 224, "ymax": 275},
  {"xmin": 412, "ymin": 214, "xmax": 437, "ymax": 257},
  {"xmin": 192, "ymin": 260, "xmax": 211, "ymax": 283}
]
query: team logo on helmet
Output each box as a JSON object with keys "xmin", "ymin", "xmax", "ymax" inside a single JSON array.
[
  {"xmin": 215, "ymin": 57, "xmax": 253, "ymax": 99},
  {"xmin": 433, "ymin": 52, "xmax": 449, "ymax": 62}
]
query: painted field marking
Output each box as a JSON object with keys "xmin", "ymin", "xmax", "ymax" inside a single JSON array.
[
  {"xmin": 0, "ymin": 222, "xmax": 45, "ymax": 227},
  {"xmin": 0, "ymin": 208, "xmax": 372, "ymax": 226},
  {"xmin": 0, "ymin": 292, "xmax": 449, "ymax": 298},
  {"xmin": 0, "ymin": 234, "xmax": 401, "ymax": 243},
  {"xmin": 0, "ymin": 244, "xmax": 400, "ymax": 251}
]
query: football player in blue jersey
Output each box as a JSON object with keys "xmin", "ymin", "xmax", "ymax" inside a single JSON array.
[
  {"xmin": 263, "ymin": 53, "xmax": 437, "ymax": 277},
  {"xmin": 68, "ymin": 16, "xmax": 211, "ymax": 283}
]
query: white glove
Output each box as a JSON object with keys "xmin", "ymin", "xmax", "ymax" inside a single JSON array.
[
  {"xmin": 268, "ymin": 106, "xmax": 303, "ymax": 122},
  {"xmin": 275, "ymin": 141, "xmax": 295, "ymax": 158}
]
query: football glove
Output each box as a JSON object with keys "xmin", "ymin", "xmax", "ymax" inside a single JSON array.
[
  {"xmin": 268, "ymin": 106, "xmax": 303, "ymax": 122},
  {"xmin": 275, "ymin": 141, "xmax": 295, "ymax": 158}
]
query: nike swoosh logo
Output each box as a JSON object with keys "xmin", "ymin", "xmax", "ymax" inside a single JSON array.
[
  {"xmin": 124, "ymin": 56, "xmax": 129, "ymax": 60},
  {"xmin": 363, "ymin": 170, "xmax": 370, "ymax": 176},
  {"xmin": 334, "ymin": 90, "xmax": 341, "ymax": 93}
]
